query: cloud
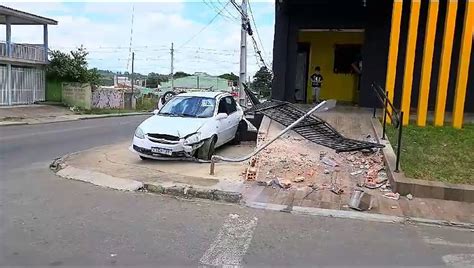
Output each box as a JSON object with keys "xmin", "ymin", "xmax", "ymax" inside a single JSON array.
[{"xmin": 2, "ymin": 1, "xmax": 275, "ymax": 77}]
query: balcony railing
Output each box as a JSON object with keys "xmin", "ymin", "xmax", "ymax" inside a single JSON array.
[{"xmin": 0, "ymin": 42, "xmax": 47, "ymax": 63}]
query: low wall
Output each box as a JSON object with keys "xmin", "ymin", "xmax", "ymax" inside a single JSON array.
[
  {"xmin": 62, "ymin": 82, "xmax": 91, "ymax": 109},
  {"xmin": 46, "ymin": 80, "xmax": 62, "ymax": 102},
  {"xmin": 92, "ymin": 88, "xmax": 124, "ymax": 109}
]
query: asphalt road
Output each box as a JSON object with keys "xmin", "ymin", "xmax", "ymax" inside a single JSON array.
[{"xmin": 1, "ymin": 116, "xmax": 473, "ymax": 267}]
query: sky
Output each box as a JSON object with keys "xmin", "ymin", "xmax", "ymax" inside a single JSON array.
[{"xmin": 2, "ymin": 0, "xmax": 275, "ymax": 77}]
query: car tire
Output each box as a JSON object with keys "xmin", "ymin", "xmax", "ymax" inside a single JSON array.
[
  {"xmin": 161, "ymin": 91, "xmax": 176, "ymax": 105},
  {"xmin": 231, "ymin": 120, "xmax": 247, "ymax": 145},
  {"xmin": 197, "ymin": 136, "xmax": 216, "ymax": 160}
]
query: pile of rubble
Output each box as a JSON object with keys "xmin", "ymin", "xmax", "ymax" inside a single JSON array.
[{"xmin": 243, "ymin": 131, "xmax": 408, "ymax": 207}]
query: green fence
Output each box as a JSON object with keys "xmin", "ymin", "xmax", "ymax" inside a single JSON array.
[{"xmin": 46, "ymin": 80, "xmax": 62, "ymax": 102}]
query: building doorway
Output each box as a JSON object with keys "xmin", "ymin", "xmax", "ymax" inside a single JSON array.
[
  {"xmin": 294, "ymin": 42, "xmax": 310, "ymax": 103},
  {"xmin": 298, "ymin": 29, "xmax": 364, "ymax": 104}
]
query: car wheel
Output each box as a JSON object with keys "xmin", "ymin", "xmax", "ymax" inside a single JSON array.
[
  {"xmin": 231, "ymin": 120, "xmax": 247, "ymax": 145},
  {"xmin": 197, "ymin": 136, "xmax": 216, "ymax": 160},
  {"xmin": 161, "ymin": 91, "xmax": 176, "ymax": 105}
]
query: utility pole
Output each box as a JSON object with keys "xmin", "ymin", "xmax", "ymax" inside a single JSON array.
[
  {"xmin": 131, "ymin": 51, "xmax": 136, "ymax": 109},
  {"xmin": 239, "ymin": 0, "xmax": 248, "ymax": 106},
  {"xmin": 170, "ymin": 42, "xmax": 174, "ymax": 91},
  {"xmin": 131, "ymin": 51, "xmax": 134, "ymax": 94}
]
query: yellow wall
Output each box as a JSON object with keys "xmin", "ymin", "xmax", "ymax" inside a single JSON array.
[{"xmin": 298, "ymin": 31, "xmax": 364, "ymax": 103}]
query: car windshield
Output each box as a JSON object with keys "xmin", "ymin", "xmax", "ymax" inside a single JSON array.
[{"xmin": 159, "ymin": 96, "xmax": 216, "ymax": 118}]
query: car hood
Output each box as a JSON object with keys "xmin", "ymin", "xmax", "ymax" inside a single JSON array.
[{"xmin": 139, "ymin": 115, "xmax": 208, "ymax": 138}]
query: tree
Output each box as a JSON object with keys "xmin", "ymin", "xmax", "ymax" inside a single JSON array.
[
  {"xmin": 251, "ymin": 66, "xmax": 272, "ymax": 97},
  {"xmin": 47, "ymin": 46, "xmax": 100, "ymax": 85},
  {"xmin": 145, "ymin": 72, "xmax": 168, "ymax": 88},
  {"xmin": 173, "ymin": 71, "xmax": 191, "ymax": 79},
  {"xmin": 218, "ymin": 72, "xmax": 239, "ymax": 86}
]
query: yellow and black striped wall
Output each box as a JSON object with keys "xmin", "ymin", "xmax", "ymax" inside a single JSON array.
[{"xmin": 386, "ymin": 0, "xmax": 473, "ymax": 128}]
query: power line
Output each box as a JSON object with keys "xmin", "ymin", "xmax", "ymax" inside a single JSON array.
[
  {"xmin": 215, "ymin": 0, "xmax": 240, "ymax": 21},
  {"xmin": 248, "ymin": 0, "xmax": 267, "ymax": 59},
  {"xmin": 203, "ymin": 0, "xmax": 238, "ymax": 22},
  {"xmin": 178, "ymin": 0, "xmax": 231, "ymax": 49}
]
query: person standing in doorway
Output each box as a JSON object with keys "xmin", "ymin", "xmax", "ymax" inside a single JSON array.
[{"xmin": 310, "ymin": 66, "xmax": 323, "ymax": 103}]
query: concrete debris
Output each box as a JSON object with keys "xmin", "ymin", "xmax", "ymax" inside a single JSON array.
[
  {"xmin": 266, "ymin": 178, "xmax": 283, "ymax": 188},
  {"xmin": 246, "ymin": 167, "xmax": 257, "ymax": 181},
  {"xmin": 229, "ymin": 213, "xmax": 240, "ymax": 219},
  {"xmin": 321, "ymin": 157, "xmax": 338, "ymax": 167},
  {"xmin": 350, "ymin": 170, "xmax": 363, "ymax": 176},
  {"xmin": 319, "ymin": 151, "xmax": 327, "ymax": 160},
  {"xmin": 280, "ymin": 179, "xmax": 292, "ymax": 189},
  {"xmin": 324, "ymin": 169, "xmax": 330, "ymax": 174},
  {"xmin": 292, "ymin": 176, "xmax": 305, "ymax": 183},
  {"xmin": 383, "ymin": 192, "xmax": 400, "ymax": 200},
  {"xmin": 330, "ymin": 185, "xmax": 344, "ymax": 195},
  {"xmin": 348, "ymin": 189, "xmax": 371, "ymax": 211},
  {"xmin": 391, "ymin": 205, "xmax": 398, "ymax": 209},
  {"xmin": 406, "ymin": 193, "xmax": 413, "ymax": 200}
]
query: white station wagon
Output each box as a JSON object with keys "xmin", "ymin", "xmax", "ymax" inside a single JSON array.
[{"xmin": 130, "ymin": 91, "xmax": 244, "ymax": 160}]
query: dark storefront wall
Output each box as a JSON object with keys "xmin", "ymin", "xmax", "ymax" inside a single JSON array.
[
  {"xmin": 271, "ymin": 0, "xmax": 367, "ymax": 103},
  {"xmin": 272, "ymin": 0, "xmax": 474, "ymax": 112}
]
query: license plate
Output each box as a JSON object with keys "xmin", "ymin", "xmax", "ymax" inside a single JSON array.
[{"xmin": 151, "ymin": 147, "xmax": 173, "ymax": 156}]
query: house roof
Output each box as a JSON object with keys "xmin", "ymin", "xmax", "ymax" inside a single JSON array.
[{"xmin": 0, "ymin": 5, "xmax": 58, "ymax": 25}]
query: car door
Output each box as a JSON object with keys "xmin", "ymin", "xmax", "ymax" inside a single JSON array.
[
  {"xmin": 224, "ymin": 96, "xmax": 240, "ymax": 140},
  {"xmin": 215, "ymin": 97, "xmax": 233, "ymax": 146}
]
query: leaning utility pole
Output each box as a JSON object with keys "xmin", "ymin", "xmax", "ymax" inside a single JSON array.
[
  {"xmin": 170, "ymin": 42, "xmax": 174, "ymax": 91},
  {"xmin": 239, "ymin": 0, "xmax": 248, "ymax": 106}
]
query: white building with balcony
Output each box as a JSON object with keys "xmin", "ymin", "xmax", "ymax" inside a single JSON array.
[{"xmin": 0, "ymin": 5, "xmax": 57, "ymax": 105}]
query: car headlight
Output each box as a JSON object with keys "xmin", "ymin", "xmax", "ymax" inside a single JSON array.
[
  {"xmin": 183, "ymin": 132, "xmax": 201, "ymax": 145},
  {"xmin": 134, "ymin": 127, "xmax": 145, "ymax": 139}
]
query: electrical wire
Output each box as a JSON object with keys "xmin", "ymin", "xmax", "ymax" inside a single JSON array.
[
  {"xmin": 248, "ymin": 0, "xmax": 267, "ymax": 59},
  {"xmin": 178, "ymin": 0, "xmax": 231, "ymax": 49}
]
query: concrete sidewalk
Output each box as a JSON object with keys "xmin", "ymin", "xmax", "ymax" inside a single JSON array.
[
  {"xmin": 51, "ymin": 138, "xmax": 473, "ymax": 228},
  {"xmin": 0, "ymin": 104, "xmax": 149, "ymax": 126},
  {"xmin": 52, "ymin": 141, "xmax": 256, "ymax": 203}
]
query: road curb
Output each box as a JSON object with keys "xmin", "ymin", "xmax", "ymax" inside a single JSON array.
[
  {"xmin": 0, "ymin": 121, "xmax": 28, "ymax": 127},
  {"xmin": 245, "ymin": 201, "xmax": 474, "ymax": 230},
  {"xmin": 0, "ymin": 112, "xmax": 149, "ymax": 127},
  {"xmin": 144, "ymin": 182, "xmax": 242, "ymax": 203},
  {"xmin": 78, "ymin": 112, "xmax": 151, "ymax": 120}
]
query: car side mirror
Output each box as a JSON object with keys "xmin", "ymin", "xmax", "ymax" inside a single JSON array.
[
  {"xmin": 153, "ymin": 109, "xmax": 159, "ymax": 115},
  {"xmin": 216, "ymin": 113, "xmax": 228, "ymax": 120}
]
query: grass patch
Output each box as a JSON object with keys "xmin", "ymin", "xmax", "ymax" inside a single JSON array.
[{"xmin": 386, "ymin": 124, "xmax": 474, "ymax": 185}]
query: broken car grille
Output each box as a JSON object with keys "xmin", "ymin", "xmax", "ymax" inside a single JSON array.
[
  {"xmin": 246, "ymin": 101, "xmax": 384, "ymax": 153},
  {"xmin": 147, "ymin": 133, "xmax": 180, "ymax": 141}
]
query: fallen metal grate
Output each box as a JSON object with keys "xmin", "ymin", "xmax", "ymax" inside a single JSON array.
[{"xmin": 246, "ymin": 101, "xmax": 384, "ymax": 153}]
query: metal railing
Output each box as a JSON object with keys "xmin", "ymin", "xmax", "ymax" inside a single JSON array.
[
  {"xmin": 0, "ymin": 42, "xmax": 47, "ymax": 63},
  {"xmin": 0, "ymin": 42, "xmax": 6, "ymax": 57},
  {"xmin": 371, "ymin": 82, "xmax": 403, "ymax": 172}
]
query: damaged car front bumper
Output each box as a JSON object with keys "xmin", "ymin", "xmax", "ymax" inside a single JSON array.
[{"xmin": 130, "ymin": 136, "xmax": 204, "ymax": 159}]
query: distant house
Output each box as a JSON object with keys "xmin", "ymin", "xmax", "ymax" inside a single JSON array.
[
  {"xmin": 0, "ymin": 5, "xmax": 57, "ymax": 105},
  {"xmin": 160, "ymin": 72, "xmax": 235, "ymax": 92}
]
